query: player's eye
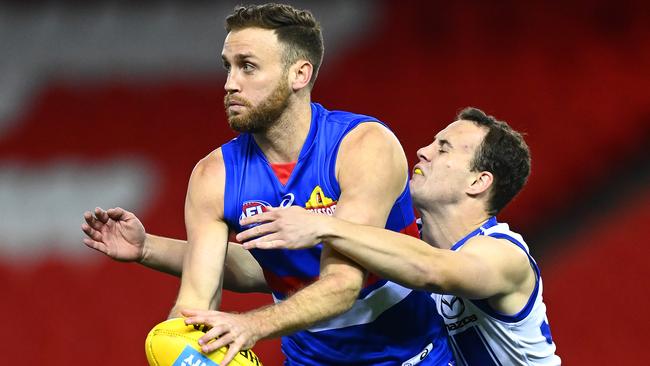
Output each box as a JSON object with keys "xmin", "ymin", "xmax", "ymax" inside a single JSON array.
[{"xmin": 242, "ymin": 63, "xmax": 256, "ymax": 73}]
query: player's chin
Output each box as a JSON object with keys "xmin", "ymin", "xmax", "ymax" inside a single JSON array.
[
  {"xmin": 408, "ymin": 177, "xmax": 423, "ymax": 190},
  {"xmin": 228, "ymin": 117, "xmax": 250, "ymax": 132},
  {"xmin": 408, "ymin": 180, "xmax": 428, "ymax": 201},
  {"xmin": 226, "ymin": 110, "xmax": 243, "ymax": 120}
]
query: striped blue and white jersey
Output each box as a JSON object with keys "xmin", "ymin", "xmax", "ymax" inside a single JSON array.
[
  {"xmin": 222, "ymin": 103, "xmax": 453, "ymax": 365},
  {"xmin": 430, "ymin": 217, "xmax": 561, "ymax": 366}
]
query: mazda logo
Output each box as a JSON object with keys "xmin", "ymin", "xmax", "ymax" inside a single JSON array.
[{"xmin": 441, "ymin": 296, "xmax": 465, "ymax": 319}]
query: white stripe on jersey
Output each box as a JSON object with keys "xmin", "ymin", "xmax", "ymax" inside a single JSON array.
[
  {"xmin": 272, "ymin": 281, "xmax": 412, "ymax": 332},
  {"xmin": 431, "ymin": 220, "xmax": 561, "ymax": 366}
]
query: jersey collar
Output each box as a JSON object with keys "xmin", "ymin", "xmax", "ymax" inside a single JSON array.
[{"xmin": 450, "ymin": 216, "xmax": 498, "ymax": 251}]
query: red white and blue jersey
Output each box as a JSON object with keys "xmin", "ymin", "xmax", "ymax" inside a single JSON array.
[
  {"xmin": 222, "ymin": 103, "xmax": 453, "ymax": 365},
  {"xmin": 430, "ymin": 217, "xmax": 561, "ymax": 366}
]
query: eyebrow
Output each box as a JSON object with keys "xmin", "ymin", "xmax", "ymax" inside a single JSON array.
[
  {"xmin": 222, "ymin": 53, "xmax": 256, "ymax": 62},
  {"xmin": 437, "ymin": 138, "xmax": 453, "ymax": 149}
]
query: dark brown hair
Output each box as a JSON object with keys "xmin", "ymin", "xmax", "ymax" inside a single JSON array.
[
  {"xmin": 457, "ymin": 107, "xmax": 531, "ymax": 215},
  {"xmin": 226, "ymin": 3, "xmax": 324, "ymax": 87}
]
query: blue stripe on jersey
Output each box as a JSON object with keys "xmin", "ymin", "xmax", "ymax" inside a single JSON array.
[
  {"xmin": 452, "ymin": 327, "xmax": 499, "ymax": 366},
  {"xmin": 450, "ymin": 217, "xmax": 498, "ymax": 251},
  {"xmin": 540, "ymin": 320, "xmax": 554, "ymax": 344},
  {"xmin": 475, "ymin": 327, "xmax": 503, "ymax": 366}
]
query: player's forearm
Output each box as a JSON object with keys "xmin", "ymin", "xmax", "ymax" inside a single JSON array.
[
  {"xmin": 168, "ymin": 271, "xmax": 221, "ymax": 319},
  {"xmin": 139, "ymin": 235, "xmax": 269, "ymax": 293},
  {"xmin": 246, "ymin": 271, "xmax": 361, "ymax": 339},
  {"xmin": 140, "ymin": 234, "xmax": 186, "ymax": 277},
  {"xmin": 319, "ymin": 218, "xmax": 448, "ymax": 291},
  {"xmin": 223, "ymin": 243, "xmax": 270, "ymax": 294},
  {"xmin": 171, "ymin": 230, "xmax": 229, "ymax": 317}
]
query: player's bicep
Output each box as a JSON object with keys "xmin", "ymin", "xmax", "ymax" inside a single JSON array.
[
  {"xmin": 334, "ymin": 122, "xmax": 408, "ymax": 223},
  {"xmin": 435, "ymin": 237, "xmax": 530, "ymax": 299}
]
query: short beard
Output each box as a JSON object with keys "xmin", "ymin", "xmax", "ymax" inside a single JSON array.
[{"xmin": 225, "ymin": 79, "xmax": 292, "ymax": 133}]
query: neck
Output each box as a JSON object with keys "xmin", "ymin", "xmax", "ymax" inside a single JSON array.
[
  {"xmin": 252, "ymin": 97, "xmax": 312, "ymax": 163},
  {"xmin": 418, "ymin": 201, "xmax": 491, "ymax": 249}
]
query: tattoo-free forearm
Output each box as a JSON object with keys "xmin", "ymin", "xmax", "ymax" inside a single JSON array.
[
  {"xmin": 223, "ymin": 243, "xmax": 270, "ymax": 293},
  {"xmin": 140, "ymin": 234, "xmax": 186, "ymax": 277},
  {"xmin": 320, "ymin": 218, "xmax": 447, "ymax": 291},
  {"xmin": 245, "ymin": 270, "xmax": 361, "ymax": 339},
  {"xmin": 140, "ymin": 234, "xmax": 270, "ymax": 293}
]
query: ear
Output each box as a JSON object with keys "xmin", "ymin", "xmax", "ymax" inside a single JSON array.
[
  {"xmin": 466, "ymin": 171, "xmax": 493, "ymax": 196},
  {"xmin": 289, "ymin": 60, "xmax": 313, "ymax": 91}
]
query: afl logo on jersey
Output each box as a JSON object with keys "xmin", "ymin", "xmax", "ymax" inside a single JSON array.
[
  {"xmin": 441, "ymin": 296, "xmax": 465, "ymax": 319},
  {"xmin": 239, "ymin": 200, "xmax": 271, "ymax": 229}
]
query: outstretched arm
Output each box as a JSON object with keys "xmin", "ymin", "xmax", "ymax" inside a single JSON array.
[
  {"xmin": 140, "ymin": 234, "xmax": 268, "ymax": 293},
  {"xmin": 82, "ymin": 207, "xmax": 268, "ymax": 292},
  {"xmin": 238, "ymin": 206, "xmax": 534, "ymax": 301},
  {"xmin": 185, "ymin": 122, "xmax": 409, "ymax": 364},
  {"xmin": 315, "ymin": 223, "xmax": 537, "ymax": 318}
]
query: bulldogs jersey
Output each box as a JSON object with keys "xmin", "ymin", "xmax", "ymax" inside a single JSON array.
[
  {"xmin": 221, "ymin": 103, "xmax": 452, "ymax": 365},
  {"xmin": 430, "ymin": 217, "xmax": 561, "ymax": 366}
]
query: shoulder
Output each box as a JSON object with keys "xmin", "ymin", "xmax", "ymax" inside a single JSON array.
[
  {"xmin": 335, "ymin": 121, "xmax": 407, "ymax": 195},
  {"xmin": 339, "ymin": 122, "xmax": 402, "ymax": 155},
  {"xmin": 461, "ymin": 235, "xmax": 532, "ymax": 285},
  {"xmin": 336, "ymin": 122, "xmax": 405, "ymax": 173},
  {"xmin": 190, "ymin": 148, "xmax": 226, "ymax": 188},
  {"xmin": 461, "ymin": 235, "xmax": 529, "ymax": 264},
  {"xmin": 185, "ymin": 149, "xmax": 226, "ymax": 216}
]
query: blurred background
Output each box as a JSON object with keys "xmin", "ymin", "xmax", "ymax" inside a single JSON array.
[{"xmin": 0, "ymin": 0, "xmax": 648, "ymax": 364}]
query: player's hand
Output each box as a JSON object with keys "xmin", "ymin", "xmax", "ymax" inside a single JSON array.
[
  {"xmin": 236, "ymin": 206, "xmax": 325, "ymax": 250},
  {"xmin": 81, "ymin": 207, "xmax": 146, "ymax": 262},
  {"xmin": 182, "ymin": 309, "xmax": 262, "ymax": 366}
]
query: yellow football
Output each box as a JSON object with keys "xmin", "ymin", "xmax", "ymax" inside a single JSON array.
[{"xmin": 145, "ymin": 318, "xmax": 263, "ymax": 366}]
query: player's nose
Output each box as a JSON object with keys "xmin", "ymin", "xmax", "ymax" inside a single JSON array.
[
  {"xmin": 416, "ymin": 143, "xmax": 434, "ymax": 162},
  {"xmin": 224, "ymin": 72, "xmax": 241, "ymax": 93}
]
